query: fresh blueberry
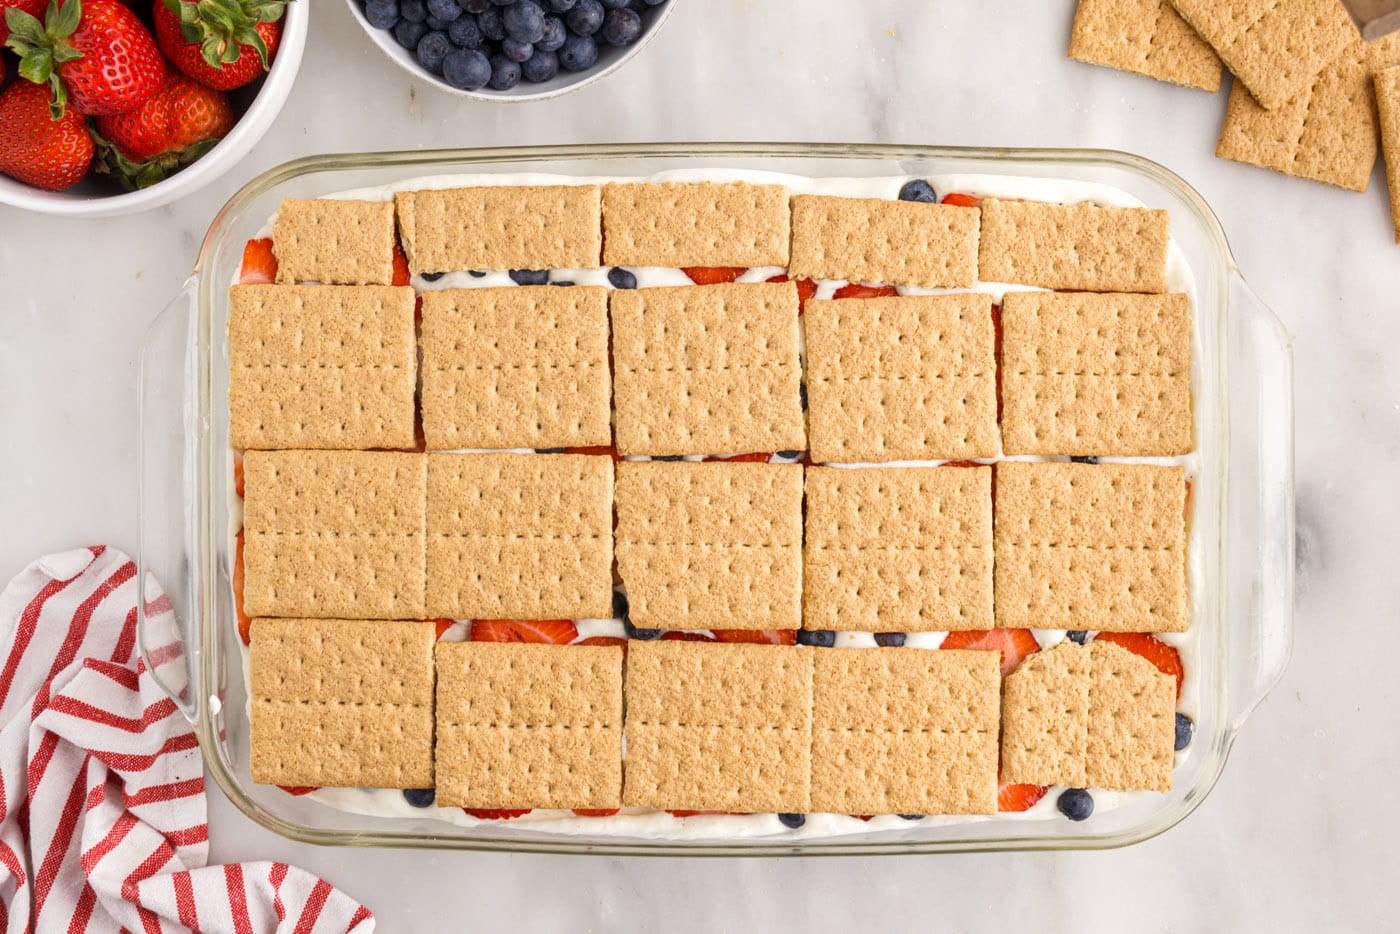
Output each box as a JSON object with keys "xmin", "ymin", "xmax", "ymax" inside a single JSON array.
[
  {"xmin": 638, "ymin": 0, "xmax": 665, "ymax": 5},
  {"xmin": 537, "ymin": 447, "xmax": 567, "ymax": 454},
  {"xmin": 400, "ymin": 0, "xmax": 428, "ymax": 20},
  {"xmin": 599, "ymin": 6, "xmax": 640, "ymax": 43},
  {"xmin": 897, "ymin": 814, "xmax": 924, "ymax": 821},
  {"xmin": 416, "ymin": 30, "xmax": 452, "ymax": 72},
  {"xmin": 1175, "ymin": 713, "xmax": 1194, "ymax": 750},
  {"xmin": 468, "ymin": 269, "xmax": 487, "ymax": 277},
  {"xmin": 599, "ymin": 0, "xmax": 627, "ymax": 7},
  {"xmin": 364, "ymin": 0, "xmax": 400, "ymax": 29},
  {"xmin": 777, "ymin": 813, "xmax": 805, "ymax": 829},
  {"xmin": 488, "ymin": 53, "xmax": 522, "ymax": 88},
  {"xmin": 536, "ymin": 14, "xmax": 566, "ymax": 50},
  {"xmin": 403, "ymin": 787, "xmax": 436, "ymax": 808},
  {"xmin": 477, "ymin": 7, "xmax": 506, "ymax": 39},
  {"xmin": 502, "ymin": 36, "xmax": 533, "ymax": 60},
  {"xmin": 607, "ymin": 267, "xmax": 637, "ymax": 289},
  {"xmin": 612, "ymin": 589, "xmax": 629, "ymax": 620},
  {"xmin": 546, "ymin": 0, "xmax": 576, "ymax": 8},
  {"xmin": 1057, "ymin": 788, "xmax": 1094, "ymax": 821},
  {"xmin": 1070, "ymin": 456, "xmax": 1099, "ymax": 464},
  {"xmin": 898, "ymin": 179, "xmax": 938, "ymax": 203},
  {"xmin": 1066, "ymin": 630, "xmax": 1089, "ymax": 644},
  {"xmin": 776, "ymin": 450, "xmax": 800, "ymax": 459},
  {"xmin": 420, "ymin": 271, "xmax": 446, "ymax": 281},
  {"xmin": 558, "ymin": 32, "xmax": 597, "ymax": 69},
  {"xmin": 425, "ymin": 14, "xmax": 452, "ymax": 29},
  {"xmin": 653, "ymin": 455, "xmax": 684, "ymax": 461},
  {"xmin": 565, "ymin": 0, "xmax": 603, "ymax": 34},
  {"xmin": 503, "ymin": 0, "xmax": 545, "ymax": 41},
  {"xmin": 488, "ymin": 0, "xmax": 518, "ymax": 5},
  {"xmin": 797, "ymin": 629, "xmax": 836, "ymax": 647},
  {"xmin": 509, "ymin": 269, "xmax": 549, "ymax": 285},
  {"xmin": 873, "ymin": 632, "xmax": 906, "ymax": 647},
  {"xmin": 441, "ymin": 47, "xmax": 492, "ymax": 88},
  {"xmin": 550, "ymin": 280, "xmax": 575, "ymax": 286},
  {"xmin": 448, "ymin": 14, "xmax": 482, "ymax": 45},
  {"xmin": 394, "ymin": 18, "xmax": 429, "ymax": 48},
  {"xmin": 799, "ymin": 383, "xmax": 809, "ymax": 410},
  {"xmin": 462, "ymin": 0, "xmax": 490, "ymax": 10},
  {"xmin": 624, "ymin": 617, "xmax": 663, "ymax": 641},
  {"xmin": 427, "ymin": 0, "xmax": 462, "ymax": 18},
  {"xmin": 521, "ymin": 48, "xmax": 558, "ymax": 81}
]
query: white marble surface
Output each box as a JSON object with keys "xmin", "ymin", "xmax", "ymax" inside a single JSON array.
[{"xmin": 1, "ymin": 1, "xmax": 1395, "ymax": 930}]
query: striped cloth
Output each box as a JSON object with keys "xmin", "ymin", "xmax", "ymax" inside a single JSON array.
[{"xmin": 0, "ymin": 546, "xmax": 374, "ymax": 933}]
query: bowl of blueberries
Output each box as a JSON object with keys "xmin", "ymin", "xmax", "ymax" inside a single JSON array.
[{"xmin": 348, "ymin": 0, "xmax": 674, "ymax": 99}]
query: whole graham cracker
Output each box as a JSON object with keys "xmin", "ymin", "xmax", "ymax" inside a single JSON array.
[
  {"xmin": 1376, "ymin": 65, "xmax": 1400, "ymax": 242},
  {"xmin": 788, "ymin": 195, "xmax": 980, "ymax": 289},
  {"xmin": 419, "ymin": 286, "xmax": 611, "ymax": 450},
  {"xmin": 803, "ymin": 466, "xmax": 994, "ymax": 633},
  {"xmin": 435, "ymin": 642, "xmax": 623, "ymax": 810},
  {"xmin": 622, "ymin": 641, "xmax": 814, "ymax": 813},
  {"xmin": 804, "ymin": 293, "xmax": 999, "ymax": 464},
  {"xmin": 977, "ymin": 199, "xmax": 1170, "ymax": 293},
  {"xmin": 425, "ymin": 453, "xmax": 613, "ymax": 619},
  {"xmin": 1069, "ymin": 0, "xmax": 1222, "ymax": 92},
  {"xmin": 1000, "ymin": 641, "xmax": 1176, "ymax": 792},
  {"xmin": 228, "ymin": 285, "xmax": 417, "ymax": 451},
  {"xmin": 242, "ymin": 451, "xmax": 427, "ymax": 619},
  {"xmin": 394, "ymin": 185, "xmax": 602, "ymax": 274},
  {"xmin": 1170, "ymin": 0, "xmax": 1358, "ymax": 110},
  {"xmin": 1000, "ymin": 291, "xmax": 1195, "ymax": 456},
  {"xmin": 272, "ymin": 198, "xmax": 397, "ymax": 286},
  {"xmin": 249, "ymin": 618, "xmax": 435, "ymax": 788},
  {"xmin": 614, "ymin": 461, "xmax": 803, "ymax": 631},
  {"xmin": 810, "ymin": 648, "xmax": 1001, "ymax": 815},
  {"xmin": 610, "ymin": 282, "xmax": 805, "ymax": 456},
  {"xmin": 994, "ymin": 462, "xmax": 1189, "ymax": 632},
  {"xmin": 601, "ymin": 181, "xmax": 790, "ymax": 268}
]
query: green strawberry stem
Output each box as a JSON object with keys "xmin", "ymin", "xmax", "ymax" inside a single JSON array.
[
  {"xmin": 163, "ymin": 0, "xmax": 288, "ymax": 71},
  {"xmin": 5, "ymin": 0, "xmax": 85, "ymax": 120},
  {"xmin": 90, "ymin": 126, "xmax": 220, "ymax": 191}
]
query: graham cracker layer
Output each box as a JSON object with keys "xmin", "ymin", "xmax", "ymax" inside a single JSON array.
[
  {"xmin": 1069, "ymin": 0, "xmax": 1222, "ymax": 91},
  {"xmin": 1375, "ymin": 65, "xmax": 1400, "ymax": 241},
  {"xmin": 272, "ymin": 198, "xmax": 397, "ymax": 286},
  {"xmin": 788, "ymin": 195, "xmax": 980, "ymax": 289},
  {"xmin": 804, "ymin": 293, "xmax": 998, "ymax": 463},
  {"xmin": 978, "ymin": 199, "xmax": 1170, "ymax": 293},
  {"xmin": 601, "ymin": 181, "xmax": 790, "ymax": 267},
  {"xmin": 420, "ymin": 286, "xmax": 611, "ymax": 450}
]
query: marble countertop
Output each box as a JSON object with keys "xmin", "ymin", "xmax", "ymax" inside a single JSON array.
[{"xmin": 1, "ymin": 1, "xmax": 1394, "ymax": 929}]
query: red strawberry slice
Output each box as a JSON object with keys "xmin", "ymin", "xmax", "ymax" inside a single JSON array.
[
  {"xmin": 577, "ymin": 636, "xmax": 627, "ymax": 649},
  {"xmin": 992, "ymin": 303, "xmax": 1003, "ymax": 422},
  {"xmin": 667, "ymin": 809, "xmax": 743, "ymax": 818},
  {"xmin": 765, "ymin": 273, "xmax": 817, "ymax": 313},
  {"xmin": 463, "ymin": 808, "xmax": 530, "ymax": 820},
  {"xmin": 233, "ymin": 450, "xmax": 245, "ymax": 497},
  {"xmin": 712, "ymin": 629, "xmax": 797, "ymax": 645},
  {"xmin": 238, "ymin": 237, "xmax": 277, "ymax": 283},
  {"xmin": 572, "ymin": 808, "xmax": 621, "ymax": 817},
  {"xmin": 660, "ymin": 630, "xmax": 714, "ymax": 642},
  {"xmin": 391, "ymin": 243, "xmax": 410, "ymax": 287},
  {"xmin": 233, "ymin": 529, "xmax": 250, "ymax": 645},
  {"xmin": 682, "ymin": 266, "xmax": 746, "ymax": 285},
  {"xmin": 470, "ymin": 619, "xmax": 579, "ymax": 644},
  {"xmin": 702, "ymin": 452, "xmax": 773, "ymax": 463},
  {"xmin": 563, "ymin": 445, "xmax": 622, "ymax": 463},
  {"xmin": 940, "ymin": 629, "xmax": 1040, "ymax": 677},
  {"xmin": 997, "ymin": 783, "xmax": 1049, "ymax": 812},
  {"xmin": 278, "ymin": 785, "xmax": 317, "ymax": 796},
  {"xmin": 833, "ymin": 283, "xmax": 898, "ymax": 300},
  {"xmin": 941, "ymin": 192, "xmax": 982, "ymax": 207},
  {"xmin": 432, "ymin": 618, "xmax": 455, "ymax": 640},
  {"xmin": 1092, "ymin": 632, "xmax": 1184, "ymax": 696},
  {"xmin": 941, "ymin": 460, "xmax": 983, "ymax": 468}
]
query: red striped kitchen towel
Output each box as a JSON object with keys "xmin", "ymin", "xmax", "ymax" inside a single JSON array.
[{"xmin": 0, "ymin": 545, "xmax": 373, "ymax": 933}]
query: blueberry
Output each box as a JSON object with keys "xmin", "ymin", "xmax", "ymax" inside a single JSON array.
[
  {"xmin": 1070, "ymin": 456, "xmax": 1099, "ymax": 464},
  {"xmin": 777, "ymin": 813, "xmax": 805, "ymax": 829},
  {"xmin": 776, "ymin": 450, "xmax": 800, "ymax": 459},
  {"xmin": 477, "ymin": 7, "xmax": 505, "ymax": 39},
  {"xmin": 897, "ymin": 814, "xmax": 924, "ymax": 821},
  {"xmin": 558, "ymin": 32, "xmax": 597, "ymax": 69},
  {"xmin": 488, "ymin": 53, "xmax": 522, "ymax": 88},
  {"xmin": 612, "ymin": 589, "xmax": 629, "ymax": 619},
  {"xmin": 546, "ymin": 0, "xmax": 576, "ymax": 8},
  {"xmin": 599, "ymin": 7, "xmax": 640, "ymax": 44},
  {"xmin": 468, "ymin": 269, "xmax": 487, "ymax": 277},
  {"xmin": 1057, "ymin": 788, "xmax": 1094, "ymax": 821},
  {"xmin": 565, "ymin": 0, "xmax": 603, "ymax": 34},
  {"xmin": 403, "ymin": 788, "xmax": 436, "ymax": 808},
  {"xmin": 537, "ymin": 447, "xmax": 567, "ymax": 454},
  {"xmin": 624, "ymin": 617, "xmax": 663, "ymax": 641},
  {"xmin": 1175, "ymin": 713, "xmax": 1194, "ymax": 750},
  {"xmin": 599, "ymin": 0, "xmax": 627, "ymax": 7},
  {"xmin": 462, "ymin": 0, "xmax": 490, "ymax": 10},
  {"xmin": 536, "ymin": 14, "xmax": 565, "ymax": 50},
  {"xmin": 400, "ymin": 0, "xmax": 427, "ymax": 20},
  {"xmin": 653, "ymin": 454, "xmax": 684, "ymax": 461},
  {"xmin": 488, "ymin": 0, "xmax": 518, "ymax": 5},
  {"xmin": 550, "ymin": 280, "xmax": 575, "ymax": 286},
  {"xmin": 639, "ymin": 0, "xmax": 665, "ymax": 4},
  {"xmin": 502, "ymin": 36, "xmax": 533, "ymax": 60},
  {"xmin": 607, "ymin": 267, "xmax": 637, "ymax": 289},
  {"xmin": 797, "ymin": 629, "xmax": 835, "ymax": 647},
  {"xmin": 441, "ymin": 47, "xmax": 492, "ymax": 89},
  {"xmin": 416, "ymin": 30, "xmax": 452, "ymax": 72},
  {"xmin": 394, "ymin": 18, "xmax": 429, "ymax": 48},
  {"xmin": 448, "ymin": 14, "xmax": 482, "ymax": 45},
  {"xmin": 427, "ymin": 0, "xmax": 462, "ymax": 18},
  {"xmin": 1066, "ymin": 630, "xmax": 1089, "ymax": 644},
  {"xmin": 503, "ymin": 0, "xmax": 545, "ymax": 41},
  {"xmin": 799, "ymin": 383, "xmax": 809, "ymax": 410},
  {"xmin": 420, "ymin": 271, "xmax": 446, "ymax": 281},
  {"xmin": 425, "ymin": 14, "xmax": 451, "ymax": 29},
  {"xmin": 509, "ymin": 269, "xmax": 549, "ymax": 285},
  {"xmin": 364, "ymin": 0, "xmax": 400, "ymax": 29},
  {"xmin": 873, "ymin": 632, "xmax": 906, "ymax": 647},
  {"xmin": 898, "ymin": 179, "xmax": 937, "ymax": 203},
  {"xmin": 521, "ymin": 48, "xmax": 558, "ymax": 81}
]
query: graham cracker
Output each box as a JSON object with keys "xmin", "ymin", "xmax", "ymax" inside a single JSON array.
[
  {"xmin": 394, "ymin": 185, "xmax": 602, "ymax": 274},
  {"xmin": 788, "ymin": 195, "xmax": 980, "ymax": 289},
  {"xmin": 242, "ymin": 451, "xmax": 427, "ymax": 619},
  {"xmin": 1000, "ymin": 641, "xmax": 1176, "ymax": 791},
  {"xmin": 434, "ymin": 642, "xmax": 623, "ymax": 810},
  {"xmin": 1170, "ymin": 0, "xmax": 1358, "ymax": 110},
  {"xmin": 272, "ymin": 198, "xmax": 397, "ymax": 286},
  {"xmin": 810, "ymin": 648, "xmax": 1001, "ymax": 815},
  {"xmin": 804, "ymin": 293, "xmax": 998, "ymax": 464},
  {"xmin": 249, "ymin": 618, "xmax": 435, "ymax": 788},
  {"xmin": 1069, "ymin": 0, "xmax": 1223, "ymax": 91},
  {"xmin": 419, "ymin": 286, "xmax": 611, "ymax": 450},
  {"xmin": 977, "ymin": 199, "xmax": 1170, "ymax": 293},
  {"xmin": 614, "ymin": 461, "xmax": 803, "ymax": 631},
  {"xmin": 601, "ymin": 181, "xmax": 790, "ymax": 268},
  {"xmin": 622, "ymin": 641, "xmax": 814, "ymax": 813},
  {"xmin": 425, "ymin": 453, "xmax": 613, "ymax": 619},
  {"xmin": 1000, "ymin": 291, "xmax": 1194, "ymax": 457},
  {"xmin": 228, "ymin": 285, "xmax": 417, "ymax": 451},
  {"xmin": 994, "ymin": 462, "xmax": 1188, "ymax": 632},
  {"xmin": 1377, "ymin": 65, "xmax": 1400, "ymax": 242},
  {"xmin": 610, "ymin": 282, "xmax": 805, "ymax": 456},
  {"xmin": 803, "ymin": 466, "xmax": 994, "ymax": 632}
]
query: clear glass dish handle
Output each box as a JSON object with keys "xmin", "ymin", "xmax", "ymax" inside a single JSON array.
[
  {"xmin": 137, "ymin": 276, "xmax": 202, "ymax": 723},
  {"xmin": 1226, "ymin": 272, "xmax": 1295, "ymax": 732}
]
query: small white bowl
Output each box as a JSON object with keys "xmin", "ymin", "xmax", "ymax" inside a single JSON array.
[
  {"xmin": 344, "ymin": 0, "xmax": 677, "ymax": 102},
  {"xmin": 0, "ymin": 0, "xmax": 308, "ymax": 218}
]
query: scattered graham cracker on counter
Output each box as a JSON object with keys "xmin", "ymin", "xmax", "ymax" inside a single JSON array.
[
  {"xmin": 1377, "ymin": 65, "xmax": 1400, "ymax": 242},
  {"xmin": 271, "ymin": 198, "xmax": 397, "ymax": 286},
  {"xmin": 601, "ymin": 181, "xmax": 790, "ymax": 268},
  {"xmin": 1069, "ymin": 0, "xmax": 1222, "ymax": 92}
]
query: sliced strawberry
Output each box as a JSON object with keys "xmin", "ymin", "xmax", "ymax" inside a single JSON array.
[
  {"xmin": 660, "ymin": 630, "xmax": 714, "ymax": 642},
  {"xmin": 279, "ymin": 785, "xmax": 317, "ymax": 796},
  {"xmin": 833, "ymin": 283, "xmax": 898, "ymax": 300},
  {"xmin": 238, "ymin": 237, "xmax": 277, "ymax": 284},
  {"xmin": 941, "ymin": 460, "xmax": 983, "ymax": 468},
  {"xmin": 765, "ymin": 273, "xmax": 817, "ymax": 313},
  {"xmin": 391, "ymin": 243, "xmax": 410, "ymax": 287},
  {"xmin": 941, "ymin": 628, "xmax": 1040, "ymax": 677},
  {"xmin": 997, "ymin": 783, "xmax": 1049, "ymax": 812},
  {"xmin": 432, "ymin": 618, "xmax": 455, "ymax": 640},
  {"xmin": 563, "ymin": 445, "xmax": 622, "ymax": 463},
  {"xmin": 572, "ymin": 808, "xmax": 621, "ymax": 817},
  {"xmin": 991, "ymin": 302, "xmax": 1003, "ymax": 423},
  {"xmin": 577, "ymin": 636, "xmax": 627, "ymax": 649},
  {"xmin": 233, "ymin": 529, "xmax": 250, "ymax": 645},
  {"xmin": 941, "ymin": 192, "xmax": 982, "ymax": 208},
  {"xmin": 702, "ymin": 452, "xmax": 773, "ymax": 463},
  {"xmin": 852, "ymin": 815, "xmax": 874, "ymax": 822},
  {"xmin": 667, "ymin": 809, "xmax": 743, "ymax": 818},
  {"xmin": 233, "ymin": 450, "xmax": 245, "ymax": 498},
  {"xmin": 682, "ymin": 266, "xmax": 746, "ymax": 285},
  {"xmin": 1093, "ymin": 632, "xmax": 1184, "ymax": 696},
  {"xmin": 463, "ymin": 808, "xmax": 530, "ymax": 820},
  {"xmin": 712, "ymin": 629, "xmax": 798, "ymax": 645},
  {"xmin": 1184, "ymin": 478, "xmax": 1192, "ymax": 523},
  {"xmin": 469, "ymin": 619, "xmax": 579, "ymax": 644}
]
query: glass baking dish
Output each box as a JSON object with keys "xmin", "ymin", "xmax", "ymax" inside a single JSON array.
[{"xmin": 135, "ymin": 142, "xmax": 1294, "ymax": 855}]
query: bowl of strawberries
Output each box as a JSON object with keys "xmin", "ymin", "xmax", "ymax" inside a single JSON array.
[{"xmin": 0, "ymin": 0, "xmax": 306, "ymax": 216}]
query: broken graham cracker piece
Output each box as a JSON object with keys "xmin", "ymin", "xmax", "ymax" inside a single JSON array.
[
  {"xmin": 1000, "ymin": 641, "xmax": 1176, "ymax": 791},
  {"xmin": 1377, "ymin": 66, "xmax": 1400, "ymax": 242},
  {"xmin": 804, "ymin": 293, "xmax": 998, "ymax": 464},
  {"xmin": 615, "ymin": 461, "xmax": 803, "ymax": 631},
  {"xmin": 242, "ymin": 451, "xmax": 427, "ymax": 619},
  {"xmin": 435, "ymin": 642, "xmax": 623, "ymax": 810},
  {"xmin": 394, "ymin": 185, "xmax": 601, "ymax": 274},
  {"xmin": 610, "ymin": 282, "xmax": 805, "ymax": 456},
  {"xmin": 419, "ymin": 286, "xmax": 611, "ymax": 450},
  {"xmin": 601, "ymin": 181, "xmax": 790, "ymax": 268},
  {"xmin": 803, "ymin": 466, "xmax": 993, "ymax": 633},
  {"xmin": 788, "ymin": 194, "xmax": 979, "ymax": 288},
  {"xmin": 1069, "ymin": 0, "xmax": 1222, "ymax": 92},
  {"xmin": 228, "ymin": 285, "xmax": 417, "ymax": 451},
  {"xmin": 1000, "ymin": 291, "xmax": 1194, "ymax": 457},
  {"xmin": 811, "ymin": 648, "xmax": 1000, "ymax": 815},
  {"xmin": 249, "ymin": 618, "xmax": 435, "ymax": 788},
  {"xmin": 978, "ymin": 199, "xmax": 1170, "ymax": 292},
  {"xmin": 271, "ymin": 198, "xmax": 397, "ymax": 286},
  {"xmin": 425, "ymin": 452, "xmax": 613, "ymax": 619},
  {"xmin": 995, "ymin": 462, "xmax": 1188, "ymax": 632},
  {"xmin": 622, "ymin": 641, "xmax": 813, "ymax": 813}
]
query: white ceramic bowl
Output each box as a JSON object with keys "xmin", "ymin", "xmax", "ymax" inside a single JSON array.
[
  {"xmin": 0, "ymin": 0, "xmax": 308, "ymax": 218},
  {"xmin": 344, "ymin": 0, "xmax": 677, "ymax": 102}
]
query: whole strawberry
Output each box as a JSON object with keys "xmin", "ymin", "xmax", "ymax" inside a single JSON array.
[
  {"xmin": 93, "ymin": 70, "xmax": 232, "ymax": 189},
  {"xmin": 0, "ymin": 78, "xmax": 94, "ymax": 189},
  {"xmin": 154, "ymin": 0, "xmax": 287, "ymax": 91},
  {"xmin": 6, "ymin": 0, "xmax": 164, "ymax": 117},
  {"xmin": 0, "ymin": 0, "xmax": 45, "ymax": 45}
]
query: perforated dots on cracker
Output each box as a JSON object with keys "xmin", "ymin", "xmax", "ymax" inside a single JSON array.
[
  {"xmin": 978, "ymin": 199, "xmax": 1170, "ymax": 293},
  {"xmin": 1069, "ymin": 0, "xmax": 1222, "ymax": 92},
  {"xmin": 601, "ymin": 181, "xmax": 790, "ymax": 268},
  {"xmin": 272, "ymin": 198, "xmax": 397, "ymax": 286}
]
